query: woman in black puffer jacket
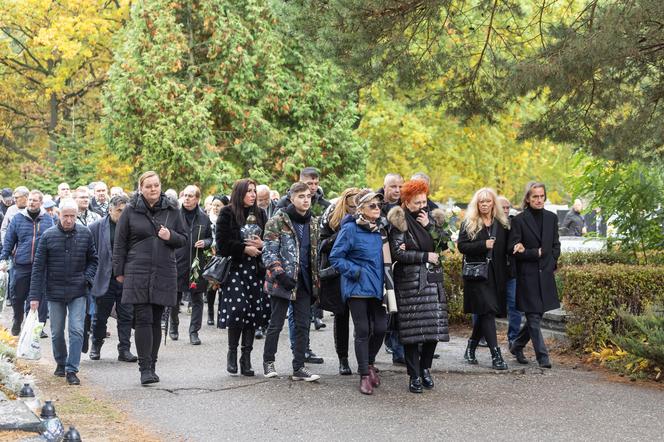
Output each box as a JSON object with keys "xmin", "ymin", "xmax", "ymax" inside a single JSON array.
[{"xmin": 387, "ymin": 179, "xmax": 450, "ymax": 394}]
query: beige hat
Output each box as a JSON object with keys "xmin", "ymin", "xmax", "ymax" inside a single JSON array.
[{"xmin": 354, "ymin": 189, "xmax": 384, "ymax": 208}]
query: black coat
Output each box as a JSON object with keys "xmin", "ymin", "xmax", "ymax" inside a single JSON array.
[
  {"xmin": 318, "ymin": 207, "xmax": 343, "ymax": 314},
  {"xmin": 29, "ymin": 223, "xmax": 98, "ymax": 303},
  {"xmin": 457, "ymin": 220, "xmax": 509, "ymax": 315},
  {"xmin": 387, "ymin": 206, "xmax": 449, "ymax": 345},
  {"xmin": 176, "ymin": 206, "xmax": 213, "ymax": 293},
  {"xmin": 112, "ymin": 194, "xmax": 187, "ymax": 306},
  {"xmin": 508, "ymin": 208, "xmax": 561, "ymax": 313},
  {"xmin": 215, "ymin": 206, "xmax": 267, "ymax": 263}
]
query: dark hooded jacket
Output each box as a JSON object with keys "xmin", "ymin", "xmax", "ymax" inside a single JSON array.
[
  {"xmin": 112, "ymin": 193, "xmax": 186, "ymax": 306},
  {"xmin": 387, "ymin": 206, "xmax": 450, "ymax": 344}
]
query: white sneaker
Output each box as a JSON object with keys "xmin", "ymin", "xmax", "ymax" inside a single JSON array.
[
  {"xmin": 292, "ymin": 367, "xmax": 320, "ymax": 382},
  {"xmin": 263, "ymin": 361, "xmax": 279, "ymax": 378}
]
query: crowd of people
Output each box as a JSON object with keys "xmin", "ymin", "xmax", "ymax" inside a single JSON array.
[{"xmin": 0, "ymin": 168, "xmax": 560, "ymax": 394}]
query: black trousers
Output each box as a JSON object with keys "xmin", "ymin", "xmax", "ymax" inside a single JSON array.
[
  {"xmin": 92, "ymin": 279, "xmax": 133, "ymax": 351},
  {"xmin": 12, "ymin": 264, "xmax": 32, "ymax": 328},
  {"xmin": 512, "ymin": 312, "xmax": 549, "ymax": 361},
  {"xmin": 333, "ymin": 304, "xmax": 350, "ymax": 359},
  {"xmin": 171, "ymin": 291, "xmax": 204, "ymax": 334},
  {"xmin": 470, "ymin": 312, "xmax": 498, "ymax": 348},
  {"xmin": 207, "ymin": 287, "xmax": 216, "ymax": 320},
  {"xmin": 134, "ymin": 303, "xmax": 164, "ymax": 370},
  {"xmin": 263, "ymin": 289, "xmax": 310, "ymax": 371},
  {"xmin": 404, "ymin": 342, "xmax": 437, "ymax": 378},
  {"xmin": 348, "ymin": 298, "xmax": 387, "ymax": 376}
]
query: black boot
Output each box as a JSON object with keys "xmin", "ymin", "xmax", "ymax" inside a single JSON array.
[
  {"xmin": 510, "ymin": 342, "xmax": 529, "ymax": 365},
  {"xmin": 464, "ymin": 339, "xmax": 479, "ymax": 365},
  {"xmin": 339, "ymin": 357, "xmax": 352, "ymax": 376},
  {"xmin": 227, "ymin": 328, "xmax": 241, "ymax": 375},
  {"xmin": 139, "ymin": 358, "xmax": 157, "ymax": 385},
  {"xmin": 239, "ymin": 329, "xmax": 255, "ymax": 376},
  {"xmin": 207, "ymin": 309, "xmax": 215, "ymax": 326},
  {"xmin": 89, "ymin": 341, "xmax": 103, "ymax": 360},
  {"xmin": 490, "ymin": 347, "xmax": 508, "ymax": 370},
  {"xmin": 151, "ymin": 360, "xmax": 160, "ymax": 382}
]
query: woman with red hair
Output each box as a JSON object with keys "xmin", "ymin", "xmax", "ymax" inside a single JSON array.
[{"xmin": 386, "ymin": 179, "xmax": 450, "ymax": 394}]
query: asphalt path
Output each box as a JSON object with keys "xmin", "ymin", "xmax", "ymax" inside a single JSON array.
[{"xmin": 6, "ymin": 306, "xmax": 664, "ymax": 441}]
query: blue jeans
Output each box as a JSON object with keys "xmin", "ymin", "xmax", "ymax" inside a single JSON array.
[
  {"xmin": 49, "ymin": 296, "xmax": 86, "ymax": 373},
  {"xmin": 385, "ymin": 330, "xmax": 405, "ymax": 360},
  {"xmin": 505, "ymin": 278, "xmax": 521, "ymax": 344}
]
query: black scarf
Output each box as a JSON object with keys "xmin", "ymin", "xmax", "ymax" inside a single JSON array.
[
  {"xmin": 285, "ymin": 204, "xmax": 311, "ymax": 224},
  {"xmin": 405, "ymin": 209, "xmax": 434, "ymax": 252}
]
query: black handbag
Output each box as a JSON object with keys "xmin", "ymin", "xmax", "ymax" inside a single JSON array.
[
  {"xmin": 202, "ymin": 255, "xmax": 231, "ymax": 285},
  {"xmin": 426, "ymin": 263, "xmax": 445, "ymax": 283},
  {"xmin": 462, "ymin": 222, "xmax": 496, "ymax": 282}
]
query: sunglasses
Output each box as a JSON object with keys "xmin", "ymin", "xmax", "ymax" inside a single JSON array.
[{"xmin": 366, "ymin": 203, "xmax": 382, "ymax": 210}]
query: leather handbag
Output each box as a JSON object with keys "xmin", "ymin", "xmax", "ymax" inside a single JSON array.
[
  {"xmin": 461, "ymin": 222, "xmax": 496, "ymax": 282},
  {"xmin": 462, "ymin": 257, "xmax": 489, "ymax": 281},
  {"xmin": 202, "ymin": 255, "xmax": 231, "ymax": 285}
]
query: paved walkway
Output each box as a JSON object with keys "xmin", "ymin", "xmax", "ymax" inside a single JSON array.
[{"xmin": 3, "ymin": 307, "xmax": 663, "ymax": 441}]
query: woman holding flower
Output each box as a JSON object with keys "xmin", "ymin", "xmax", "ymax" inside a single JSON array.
[{"xmin": 386, "ymin": 179, "xmax": 450, "ymax": 393}]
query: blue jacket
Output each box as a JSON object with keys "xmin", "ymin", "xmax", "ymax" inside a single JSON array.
[
  {"xmin": 329, "ymin": 215, "xmax": 384, "ymax": 302},
  {"xmin": 0, "ymin": 209, "xmax": 56, "ymax": 266},
  {"xmin": 89, "ymin": 216, "xmax": 114, "ymax": 298},
  {"xmin": 28, "ymin": 223, "xmax": 98, "ymax": 303}
]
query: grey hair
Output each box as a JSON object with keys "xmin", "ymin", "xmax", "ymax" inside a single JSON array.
[
  {"xmin": 13, "ymin": 186, "xmax": 29, "ymax": 197},
  {"xmin": 95, "ymin": 181, "xmax": 108, "ymax": 190},
  {"xmin": 383, "ymin": 173, "xmax": 403, "ymax": 185},
  {"xmin": 29, "ymin": 190, "xmax": 44, "ymax": 201},
  {"xmin": 411, "ymin": 172, "xmax": 430, "ymax": 185},
  {"xmin": 256, "ymin": 184, "xmax": 270, "ymax": 193},
  {"xmin": 109, "ymin": 195, "xmax": 129, "ymax": 208},
  {"xmin": 59, "ymin": 198, "xmax": 78, "ymax": 212}
]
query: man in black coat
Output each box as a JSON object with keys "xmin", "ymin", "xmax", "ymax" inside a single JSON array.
[
  {"xmin": 172, "ymin": 185, "xmax": 213, "ymax": 345},
  {"xmin": 28, "ymin": 200, "xmax": 98, "ymax": 385},
  {"xmin": 508, "ymin": 182, "xmax": 561, "ymax": 368},
  {"xmin": 88, "ymin": 195, "xmax": 137, "ymax": 362}
]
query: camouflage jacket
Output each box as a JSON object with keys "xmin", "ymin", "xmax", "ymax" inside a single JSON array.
[{"xmin": 262, "ymin": 209, "xmax": 320, "ymax": 301}]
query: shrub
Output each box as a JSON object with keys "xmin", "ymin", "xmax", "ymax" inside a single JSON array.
[
  {"xmin": 443, "ymin": 253, "xmax": 468, "ymax": 324},
  {"xmin": 560, "ymin": 264, "xmax": 664, "ymax": 349},
  {"xmin": 613, "ymin": 311, "xmax": 664, "ymax": 373},
  {"xmin": 559, "ymin": 250, "xmax": 664, "ymax": 267}
]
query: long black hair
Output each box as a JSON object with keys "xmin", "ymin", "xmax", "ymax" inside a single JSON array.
[{"xmin": 229, "ymin": 178, "xmax": 262, "ymax": 227}]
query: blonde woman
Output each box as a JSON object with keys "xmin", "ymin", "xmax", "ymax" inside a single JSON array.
[
  {"xmin": 457, "ymin": 188, "xmax": 509, "ymax": 370},
  {"xmin": 319, "ymin": 187, "xmax": 361, "ymax": 375},
  {"xmin": 113, "ymin": 171, "xmax": 187, "ymax": 384}
]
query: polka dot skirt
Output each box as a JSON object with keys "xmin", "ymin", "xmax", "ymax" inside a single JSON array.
[{"xmin": 217, "ymin": 256, "xmax": 269, "ymax": 329}]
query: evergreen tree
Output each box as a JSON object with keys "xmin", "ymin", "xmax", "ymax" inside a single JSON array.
[{"xmin": 104, "ymin": 0, "xmax": 365, "ymax": 193}]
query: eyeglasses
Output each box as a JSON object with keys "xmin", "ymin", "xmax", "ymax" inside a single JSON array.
[{"xmin": 366, "ymin": 203, "xmax": 382, "ymax": 210}]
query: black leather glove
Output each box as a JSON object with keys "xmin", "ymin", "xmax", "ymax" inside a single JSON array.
[{"xmin": 276, "ymin": 272, "xmax": 297, "ymax": 291}]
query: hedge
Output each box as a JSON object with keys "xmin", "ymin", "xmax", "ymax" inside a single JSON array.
[
  {"xmin": 559, "ymin": 264, "xmax": 664, "ymax": 349},
  {"xmin": 442, "ymin": 251, "xmax": 664, "ymax": 347}
]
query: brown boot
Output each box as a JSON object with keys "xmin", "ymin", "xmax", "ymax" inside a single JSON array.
[
  {"xmin": 360, "ymin": 375, "xmax": 373, "ymax": 395},
  {"xmin": 368, "ymin": 365, "xmax": 381, "ymax": 387}
]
